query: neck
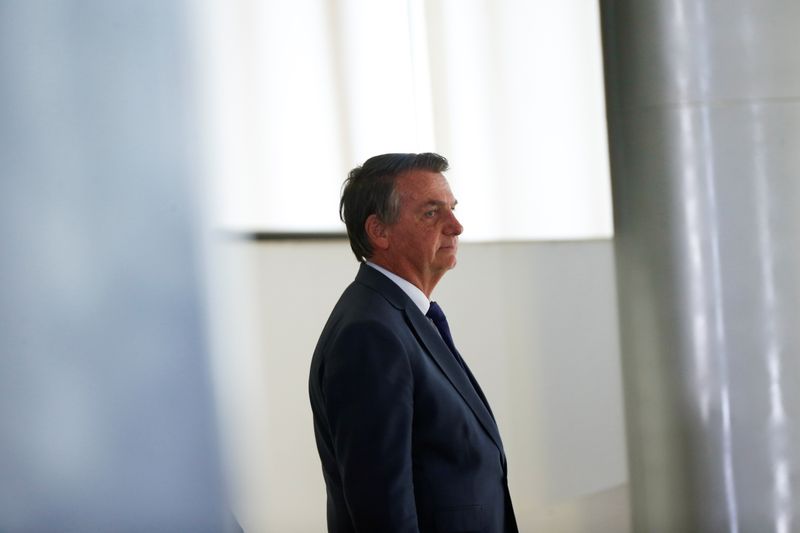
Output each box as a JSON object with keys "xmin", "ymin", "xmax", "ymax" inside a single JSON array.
[{"xmin": 367, "ymin": 257, "xmax": 442, "ymax": 298}]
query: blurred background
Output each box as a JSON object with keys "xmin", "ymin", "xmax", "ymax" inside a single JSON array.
[{"xmin": 0, "ymin": 1, "xmax": 627, "ymax": 531}]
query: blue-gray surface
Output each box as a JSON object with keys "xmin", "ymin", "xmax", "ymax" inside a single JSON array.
[{"xmin": 0, "ymin": 2, "xmax": 230, "ymax": 531}]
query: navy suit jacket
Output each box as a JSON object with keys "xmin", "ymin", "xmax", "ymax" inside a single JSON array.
[{"xmin": 309, "ymin": 264, "xmax": 518, "ymax": 532}]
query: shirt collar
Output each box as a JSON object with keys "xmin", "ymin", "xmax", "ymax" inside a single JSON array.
[{"xmin": 365, "ymin": 261, "xmax": 430, "ymax": 315}]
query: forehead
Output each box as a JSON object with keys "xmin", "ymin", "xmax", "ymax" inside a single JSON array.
[{"xmin": 395, "ymin": 170, "xmax": 454, "ymax": 201}]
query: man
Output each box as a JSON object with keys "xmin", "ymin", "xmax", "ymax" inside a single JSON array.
[{"xmin": 309, "ymin": 153, "xmax": 517, "ymax": 532}]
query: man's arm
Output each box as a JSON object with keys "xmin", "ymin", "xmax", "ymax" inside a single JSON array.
[{"xmin": 322, "ymin": 320, "xmax": 419, "ymax": 532}]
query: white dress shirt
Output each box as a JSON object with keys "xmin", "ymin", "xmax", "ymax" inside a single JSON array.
[{"xmin": 365, "ymin": 261, "xmax": 430, "ymax": 315}]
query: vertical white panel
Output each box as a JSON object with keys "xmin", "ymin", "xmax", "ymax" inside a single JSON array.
[
  {"xmin": 495, "ymin": 0, "xmax": 612, "ymax": 240},
  {"xmin": 429, "ymin": 0, "xmax": 612, "ymax": 241},
  {"xmin": 407, "ymin": 0, "xmax": 437, "ymax": 150},
  {"xmin": 336, "ymin": 0, "xmax": 431, "ymax": 160},
  {"xmin": 426, "ymin": 0, "xmax": 501, "ymax": 240},
  {"xmin": 195, "ymin": 0, "xmax": 346, "ymax": 232}
]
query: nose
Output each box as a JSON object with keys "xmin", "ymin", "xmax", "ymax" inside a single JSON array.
[{"xmin": 445, "ymin": 209, "xmax": 463, "ymax": 236}]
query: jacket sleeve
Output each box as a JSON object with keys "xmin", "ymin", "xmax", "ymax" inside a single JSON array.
[{"xmin": 321, "ymin": 319, "xmax": 419, "ymax": 532}]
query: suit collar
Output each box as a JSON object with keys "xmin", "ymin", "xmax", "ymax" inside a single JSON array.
[
  {"xmin": 355, "ymin": 262, "xmax": 411, "ymax": 310},
  {"xmin": 363, "ymin": 261, "xmax": 430, "ymax": 315},
  {"xmin": 355, "ymin": 263, "xmax": 506, "ymax": 458}
]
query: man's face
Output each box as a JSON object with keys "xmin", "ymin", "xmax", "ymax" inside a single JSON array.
[{"xmin": 384, "ymin": 170, "xmax": 463, "ymax": 292}]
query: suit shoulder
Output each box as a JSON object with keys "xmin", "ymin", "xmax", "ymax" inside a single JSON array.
[
  {"xmin": 313, "ymin": 283, "xmax": 411, "ymax": 358},
  {"xmin": 331, "ymin": 280, "xmax": 403, "ymax": 320}
]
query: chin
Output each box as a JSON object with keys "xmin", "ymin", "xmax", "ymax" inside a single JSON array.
[{"xmin": 435, "ymin": 249, "xmax": 458, "ymax": 270}]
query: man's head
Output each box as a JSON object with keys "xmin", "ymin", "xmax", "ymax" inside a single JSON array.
[{"xmin": 340, "ymin": 152, "xmax": 463, "ymax": 296}]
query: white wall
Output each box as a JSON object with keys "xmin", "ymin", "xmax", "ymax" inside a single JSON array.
[{"xmin": 208, "ymin": 238, "xmax": 630, "ymax": 533}]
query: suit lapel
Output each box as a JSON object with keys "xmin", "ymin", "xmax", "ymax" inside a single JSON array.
[
  {"xmin": 355, "ymin": 264, "xmax": 505, "ymax": 457},
  {"xmin": 404, "ymin": 309, "xmax": 506, "ymax": 457}
]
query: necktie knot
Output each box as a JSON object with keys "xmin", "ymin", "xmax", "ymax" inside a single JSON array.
[{"xmin": 426, "ymin": 301, "xmax": 447, "ymax": 326}]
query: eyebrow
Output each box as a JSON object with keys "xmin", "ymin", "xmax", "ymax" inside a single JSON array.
[{"xmin": 421, "ymin": 199, "xmax": 458, "ymax": 208}]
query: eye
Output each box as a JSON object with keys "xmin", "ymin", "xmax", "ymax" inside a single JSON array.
[{"xmin": 424, "ymin": 209, "xmax": 437, "ymax": 218}]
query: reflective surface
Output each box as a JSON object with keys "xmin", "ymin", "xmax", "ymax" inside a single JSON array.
[
  {"xmin": 605, "ymin": 1, "xmax": 800, "ymax": 109},
  {"xmin": 602, "ymin": 1, "xmax": 800, "ymax": 531}
]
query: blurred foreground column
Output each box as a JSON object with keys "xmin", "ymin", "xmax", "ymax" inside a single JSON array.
[
  {"xmin": 601, "ymin": 1, "xmax": 800, "ymax": 531},
  {"xmin": 0, "ymin": 2, "xmax": 231, "ymax": 531}
]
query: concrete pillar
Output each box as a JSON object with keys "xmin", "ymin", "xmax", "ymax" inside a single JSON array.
[{"xmin": 601, "ymin": 1, "xmax": 800, "ymax": 531}]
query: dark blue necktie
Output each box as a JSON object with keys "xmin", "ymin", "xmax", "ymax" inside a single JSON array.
[
  {"xmin": 426, "ymin": 301, "xmax": 466, "ymax": 368},
  {"xmin": 426, "ymin": 301, "xmax": 496, "ymax": 420}
]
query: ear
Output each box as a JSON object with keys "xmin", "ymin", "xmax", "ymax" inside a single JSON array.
[{"xmin": 365, "ymin": 214, "xmax": 390, "ymax": 252}]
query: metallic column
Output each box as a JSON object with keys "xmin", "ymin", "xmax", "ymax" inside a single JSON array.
[{"xmin": 601, "ymin": 1, "xmax": 800, "ymax": 531}]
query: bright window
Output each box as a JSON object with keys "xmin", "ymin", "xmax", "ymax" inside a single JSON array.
[{"xmin": 192, "ymin": 0, "xmax": 612, "ymax": 241}]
